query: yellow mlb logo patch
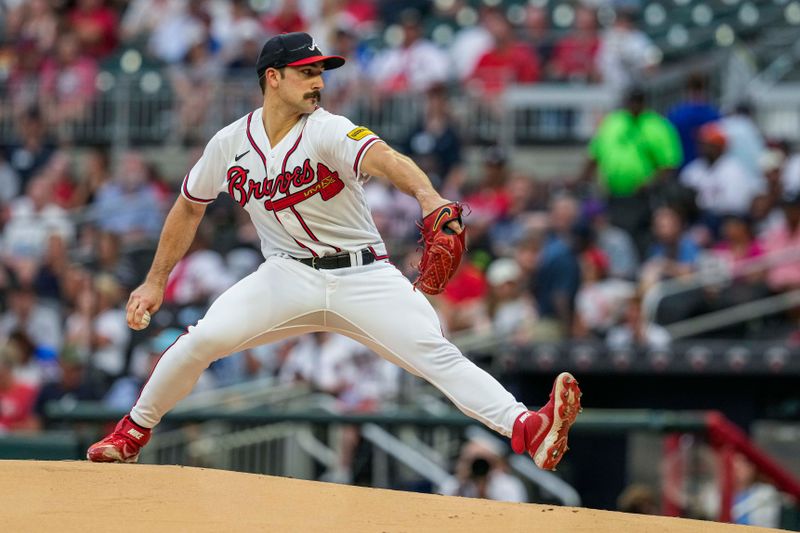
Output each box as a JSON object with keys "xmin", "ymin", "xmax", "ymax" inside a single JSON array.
[{"xmin": 347, "ymin": 126, "xmax": 374, "ymax": 141}]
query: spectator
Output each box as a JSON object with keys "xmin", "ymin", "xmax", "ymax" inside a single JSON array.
[
  {"xmin": 7, "ymin": 0, "xmax": 58, "ymax": 55},
  {"xmin": 0, "ymin": 347, "xmax": 38, "ymax": 432},
  {"xmin": 4, "ymin": 108, "xmax": 56, "ymax": 191},
  {"xmin": 578, "ymin": 87, "xmax": 682, "ymax": 249},
  {"xmin": 762, "ymin": 191, "xmax": 800, "ymax": 293},
  {"xmin": 463, "ymin": 147, "xmax": 514, "ymax": 255},
  {"xmin": 90, "ymin": 150, "xmax": 166, "ymax": 243},
  {"xmin": 667, "ymin": 73, "xmax": 721, "ymax": 168},
  {"xmin": 42, "ymin": 151, "xmax": 80, "ymax": 210},
  {"xmin": 720, "ymin": 103, "xmax": 766, "ymax": 184},
  {"xmin": 0, "ymin": 155, "xmax": 20, "ymax": 207},
  {"xmin": 437, "ymin": 258, "xmax": 490, "ymax": 335},
  {"xmin": 440, "ymin": 437, "xmax": 527, "ymax": 503},
  {"xmin": 32, "ymin": 345, "xmax": 102, "ymax": 430},
  {"xmin": 574, "ymin": 248, "xmax": 636, "ymax": 338},
  {"xmin": 3, "ymin": 176, "xmax": 74, "ymax": 263},
  {"xmin": 449, "ymin": 6, "xmax": 496, "ymax": 81},
  {"xmin": 468, "ymin": 11, "xmax": 540, "ymax": 96},
  {"xmin": 220, "ymin": 2, "xmax": 267, "ymax": 73},
  {"xmin": 617, "ymin": 483, "xmax": 659, "ymax": 515},
  {"xmin": 72, "ymin": 148, "xmax": 112, "ymax": 207},
  {"xmin": 402, "ymin": 84, "xmax": 463, "ymax": 188},
  {"xmin": 89, "ymin": 274, "xmax": 130, "ymax": 383},
  {"xmin": 583, "ymin": 199, "xmax": 639, "ymax": 280},
  {"xmin": 483, "ymin": 258, "xmax": 537, "ymax": 341},
  {"xmin": 262, "ymin": 0, "xmax": 308, "ymax": 35},
  {"xmin": 703, "ymin": 216, "xmax": 769, "ymax": 315},
  {"xmin": 782, "ymin": 144, "xmax": 800, "ymax": 196},
  {"xmin": 596, "ymin": 5, "xmax": 661, "ymax": 92},
  {"xmin": 38, "ymin": 31, "xmax": 99, "ymax": 130},
  {"xmin": 169, "ymin": 32, "xmax": 224, "ymax": 144},
  {"xmin": 5, "ymin": 329, "xmax": 46, "ymax": 388},
  {"xmin": 606, "ymin": 293, "xmax": 671, "ymax": 351},
  {"xmin": 320, "ymin": 23, "xmax": 372, "ymax": 115},
  {"xmin": 4, "ymin": 39, "xmax": 46, "ymax": 115},
  {"xmin": 32, "ymin": 234, "xmax": 70, "ymax": 302},
  {"xmin": 529, "ymin": 221, "xmax": 581, "ymax": 341},
  {"xmin": 732, "ymin": 454, "xmax": 781, "ymax": 528},
  {"xmin": 487, "ymin": 176, "xmax": 537, "ymax": 258},
  {"xmin": 752, "ymin": 148, "xmax": 787, "ymax": 235},
  {"xmin": 641, "ymin": 205, "xmax": 700, "ymax": 287},
  {"xmin": 370, "ymin": 9, "xmax": 450, "ymax": 94},
  {"xmin": 680, "ymin": 123, "xmax": 763, "ymax": 234},
  {"xmin": 549, "ymin": 193, "xmax": 580, "ymax": 240},
  {"xmin": 640, "ymin": 206, "xmax": 705, "ymax": 324},
  {"xmin": 465, "ymin": 147, "xmax": 513, "ymax": 225},
  {"xmin": 548, "ymin": 6, "xmax": 600, "ymax": 83},
  {"xmin": 68, "ymin": 0, "xmax": 119, "ymax": 60},
  {"xmin": 712, "ymin": 216, "xmax": 764, "ymax": 277},
  {"xmin": 521, "ymin": 5, "xmax": 555, "ymax": 69},
  {"xmin": 121, "ymin": 0, "xmax": 204, "ymax": 64}
]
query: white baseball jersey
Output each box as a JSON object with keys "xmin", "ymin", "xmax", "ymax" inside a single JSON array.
[{"xmin": 181, "ymin": 107, "xmax": 389, "ymax": 260}]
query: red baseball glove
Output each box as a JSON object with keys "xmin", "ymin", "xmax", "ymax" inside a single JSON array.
[{"xmin": 413, "ymin": 202, "xmax": 467, "ymax": 295}]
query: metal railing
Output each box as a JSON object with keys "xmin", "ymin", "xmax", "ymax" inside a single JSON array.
[{"xmin": 642, "ymin": 245, "xmax": 800, "ymax": 338}]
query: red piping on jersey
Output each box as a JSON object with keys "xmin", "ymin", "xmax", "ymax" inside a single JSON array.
[
  {"xmin": 368, "ymin": 245, "xmax": 389, "ymax": 260},
  {"xmin": 290, "ymin": 205, "xmax": 342, "ymax": 253},
  {"xmin": 247, "ymin": 110, "xmax": 318, "ymax": 257},
  {"xmin": 281, "ymin": 122, "xmax": 341, "ymax": 254},
  {"xmin": 182, "ymin": 173, "xmax": 214, "ymax": 203},
  {"xmin": 353, "ymin": 137, "xmax": 380, "ymax": 174},
  {"xmin": 246, "ymin": 111, "xmax": 268, "ymax": 166}
]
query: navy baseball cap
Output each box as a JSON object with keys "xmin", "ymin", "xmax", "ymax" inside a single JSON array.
[{"xmin": 256, "ymin": 32, "xmax": 345, "ymax": 80}]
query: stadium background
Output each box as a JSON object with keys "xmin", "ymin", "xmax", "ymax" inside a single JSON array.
[{"xmin": 1, "ymin": 0, "xmax": 800, "ymax": 528}]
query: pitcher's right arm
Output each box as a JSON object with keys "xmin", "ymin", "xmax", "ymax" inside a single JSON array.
[{"xmin": 126, "ymin": 196, "xmax": 206, "ymax": 329}]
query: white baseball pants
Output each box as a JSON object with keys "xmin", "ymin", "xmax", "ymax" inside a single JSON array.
[{"xmin": 131, "ymin": 256, "xmax": 527, "ymax": 436}]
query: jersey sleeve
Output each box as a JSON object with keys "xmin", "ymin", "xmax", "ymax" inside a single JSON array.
[
  {"xmin": 310, "ymin": 114, "xmax": 384, "ymax": 179},
  {"xmin": 181, "ymin": 133, "xmax": 228, "ymax": 204}
]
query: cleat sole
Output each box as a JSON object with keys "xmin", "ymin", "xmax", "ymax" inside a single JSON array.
[{"xmin": 533, "ymin": 372, "xmax": 582, "ymax": 470}]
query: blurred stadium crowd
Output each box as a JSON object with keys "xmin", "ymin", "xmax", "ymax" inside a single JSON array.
[
  {"xmin": 0, "ymin": 0, "xmax": 796, "ymax": 419},
  {"xmin": 0, "ymin": 2, "xmax": 798, "ymax": 521}
]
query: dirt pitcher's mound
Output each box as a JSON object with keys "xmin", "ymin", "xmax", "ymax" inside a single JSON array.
[{"xmin": 0, "ymin": 460, "xmax": 777, "ymax": 532}]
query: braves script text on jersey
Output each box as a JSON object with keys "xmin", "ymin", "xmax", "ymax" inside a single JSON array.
[{"xmin": 130, "ymin": 107, "xmax": 528, "ymax": 437}]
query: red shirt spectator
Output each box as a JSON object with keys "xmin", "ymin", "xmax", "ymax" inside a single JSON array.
[
  {"xmin": 469, "ymin": 12, "xmax": 540, "ymax": 95},
  {"xmin": 0, "ymin": 357, "xmax": 37, "ymax": 431},
  {"xmin": 549, "ymin": 7, "xmax": 600, "ymax": 81},
  {"xmin": 470, "ymin": 43, "xmax": 540, "ymax": 95},
  {"xmin": 465, "ymin": 187, "xmax": 512, "ymax": 223},
  {"xmin": 344, "ymin": 0, "xmax": 377, "ymax": 26},
  {"xmin": 68, "ymin": 0, "xmax": 119, "ymax": 59},
  {"xmin": 442, "ymin": 262, "xmax": 488, "ymax": 304},
  {"xmin": 263, "ymin": 0, "xmax": 307, "ymax": 34}
]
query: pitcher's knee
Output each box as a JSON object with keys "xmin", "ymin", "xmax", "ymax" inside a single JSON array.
[
  {"xmin": 180, "ymin": 326, "xmax": 236, "ymax": 362},
  {"xmin": 412, "ymin": 342, "xmax": 468, "ymax": 375}
]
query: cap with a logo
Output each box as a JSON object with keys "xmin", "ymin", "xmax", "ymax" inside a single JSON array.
[{"xmin": 256, "ymin": 32, "xmax": 345, "ymax": 81}]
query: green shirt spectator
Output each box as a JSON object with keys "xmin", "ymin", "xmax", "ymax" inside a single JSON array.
[{"xmin": 586, "ymin": 91, "xmax": 683, "ymax": 197}]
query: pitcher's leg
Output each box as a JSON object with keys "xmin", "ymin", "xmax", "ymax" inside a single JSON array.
[
  {"xmin": 132, "ymin": 257, "xmax": 324, "ymax": 427},
  {"xmin": 328, "ymin": 264, "xmax": 526, "ymax": 436}
]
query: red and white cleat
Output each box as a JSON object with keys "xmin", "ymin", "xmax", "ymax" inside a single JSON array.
[
  {"xmin": 86, "ymin": 415, "xmax": 151, "ymax": 463},
  {"xmin": 511, "ymin": 372, "xmax": 582, "ymax": 470}
]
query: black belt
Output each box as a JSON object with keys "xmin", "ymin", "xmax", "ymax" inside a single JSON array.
[{"xmin": 296, "ymin": 249, "xmax": 376, "ymax": 270}]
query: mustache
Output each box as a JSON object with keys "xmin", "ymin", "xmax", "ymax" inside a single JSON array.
[{"xmin": 304, "ymin": 91, "xmax": 321, "ymax": 101}]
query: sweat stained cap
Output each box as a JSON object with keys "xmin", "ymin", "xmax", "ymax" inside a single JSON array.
[{"xmin": 256, "ymin": 32, "xmax": 345, "ymax": 81}]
